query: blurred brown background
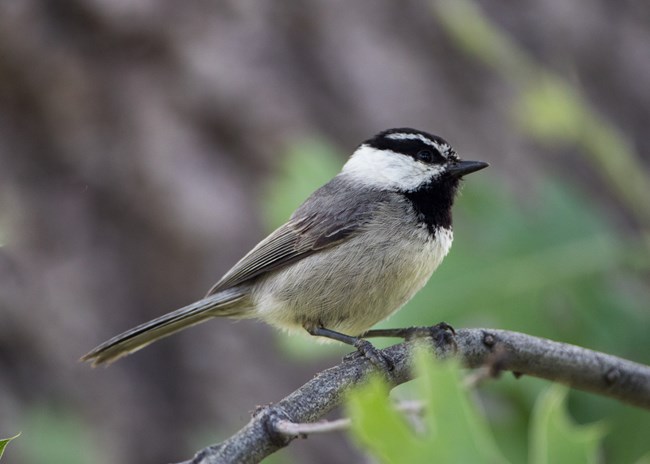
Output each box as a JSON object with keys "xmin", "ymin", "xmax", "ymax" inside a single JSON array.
[{"xmin": 1, "ymin": 1, "xmax": 649, "ymax": 463}]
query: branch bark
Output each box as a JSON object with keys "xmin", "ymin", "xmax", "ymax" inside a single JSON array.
[{"xmin": 178, "ymin": 328, "xmax": 650, "ymax": 464}]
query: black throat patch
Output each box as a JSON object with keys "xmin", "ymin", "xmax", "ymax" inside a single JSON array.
[{"xmin": 402, "ymin": 176, "xmax": 459, "ymax": 233}]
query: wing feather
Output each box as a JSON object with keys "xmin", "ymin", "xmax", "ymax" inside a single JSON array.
[
  {"xmin": 206, "ymin": 178, "xmax": 392, "ymax": 296},
  {"xmin": 206, "ymin": 213, "xmax": 361, "ymax": 295}
]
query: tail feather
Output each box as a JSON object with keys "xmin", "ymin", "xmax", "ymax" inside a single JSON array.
[{"xmin": 82, "ymin": 288, "xmax": 248, "ymax": 366}]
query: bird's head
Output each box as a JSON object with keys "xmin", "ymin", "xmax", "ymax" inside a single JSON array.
[{"xmin": 342, "ymin": 128, "xmax": 488, "ymax": 192}]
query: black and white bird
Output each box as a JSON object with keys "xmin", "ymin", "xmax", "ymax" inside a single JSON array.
[{"xmin": 82, "ymin": 128, "xmax": 488, "ymax": 366}]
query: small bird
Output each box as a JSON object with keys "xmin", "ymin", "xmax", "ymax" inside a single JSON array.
[{"xmin": 82, "ymin": 128, "xmax": 488, "ymax": 366}]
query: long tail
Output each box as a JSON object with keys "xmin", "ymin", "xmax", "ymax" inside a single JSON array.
[{"xmin": 81, "ymin": 288, "xmax": 248, "ymax": 366}]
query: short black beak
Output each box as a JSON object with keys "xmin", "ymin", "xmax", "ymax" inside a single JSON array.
[{"xmin": 447, "ymin": 160, "xmax": 489, "ymax": 178}]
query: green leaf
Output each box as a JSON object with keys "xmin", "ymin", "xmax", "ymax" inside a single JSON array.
[
  {"xmin": 415, "ymin": 349, "xmax": 508, "ymax": 463},
  {"xmin": 345, "ymin": 348, "xmax": 509, "ymax": 463},
  {"xmin": 21, "ymin": 406, "xmax": 104, "ymax": 464},
  {"xmin": 634, "ymin": 452, "xmax": 650, "ymax": 464},
  {"xmin": 346, "ymin": 374, "xmax": 428, "ymax": 463},
  {"xmin": 529, "ymin": 385, "xmax": 605, "ymax": 464},
  {"xmin": 0, "ymin": 433, "xmax": 20, "ymax": 461}
]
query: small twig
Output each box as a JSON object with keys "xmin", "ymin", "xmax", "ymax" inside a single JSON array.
[
  {"xmin": 463, "ymin": 365, "xmax": 494, "ymax": 388},
  {"xmin": 273, "ymin": 400, "xmax": 426, "ymax": 436},
  {"xmin": 274, "ymin": 417, "xmax": 350, "ymax": 436},
  {"xmin": 464, "ymin": 343, "xmax": 511, "ymax": 388},
  {"xmin": 394, "ymin": 399, "xmax": 426, "ymax": 416},
  {"xmin": 178, "ymin": 328, "xmax": 650, "ymax": 464}
]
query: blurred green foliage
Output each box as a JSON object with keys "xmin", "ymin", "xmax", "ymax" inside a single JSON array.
[
  {"xmin": 15, "ymin": 406, "xmax": 104, "ymax": 464},
  {"xmin": 346, "ymin": 350, "xmax": 603, "ymax": 464},
  {"xmin": 264, "ymin": 139, "xmax": 343, "ymax": 232},
  {"xmin": 262, "ymin": 138, "xmax": 650, "ymax": 462}
]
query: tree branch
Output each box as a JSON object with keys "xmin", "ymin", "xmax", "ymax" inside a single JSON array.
[{"xmin": 178, "ymin": 328, "xmax": 650, "ymax": 464}]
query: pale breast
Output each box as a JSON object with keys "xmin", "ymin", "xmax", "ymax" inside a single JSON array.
[{"xmin": 252, "ymin": 198, "xmax": 454, "ymax": 336}]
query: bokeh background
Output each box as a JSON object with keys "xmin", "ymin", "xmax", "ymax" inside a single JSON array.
[{"xmin": 1, "ymin": 0, "xmax": 649, "ymax": 462}]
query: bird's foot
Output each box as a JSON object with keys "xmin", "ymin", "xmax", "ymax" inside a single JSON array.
[
  {"xmin": 343, "ymin": 339, "xmax": 394, "ymax": 371},
  {"xmin": 362, "ymin": 322, "xmax": 456, "ymax": 351},
  {"xmin": 403, "ymin": 322, "xmax": 456, "ymax": 347}
]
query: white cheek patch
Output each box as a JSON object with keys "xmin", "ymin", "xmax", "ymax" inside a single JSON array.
[{"xmin": 342, "ymin": 145, "xmax": 445, "ymax": 190}]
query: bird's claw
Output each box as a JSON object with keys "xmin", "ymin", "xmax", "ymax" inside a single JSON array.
[
  {"xmin": 404, "ymin": 322, "xmax": 456, "ymax": 349},
  {"xmin": 344, "ymin": 339, "xmax": 394, "ymax": 371}
]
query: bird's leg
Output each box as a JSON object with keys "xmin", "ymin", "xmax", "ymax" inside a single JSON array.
[
  {"xmin": 305, "ymin": 325, "xmax": 393, "ymax": 371},
  {"xmin": 361, "ymin": 322, "xmax": 456, "ymax": 348}
]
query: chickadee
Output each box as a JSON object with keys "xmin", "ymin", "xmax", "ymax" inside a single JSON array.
[{"xmin": 82, "ymin": 128, "xmax": 488, "ymax": 367}]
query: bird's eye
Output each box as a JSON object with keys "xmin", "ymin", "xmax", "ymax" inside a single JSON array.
[{"xmin": 416, "ymin": 150, "xmax": 433, "ymax": 163}]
